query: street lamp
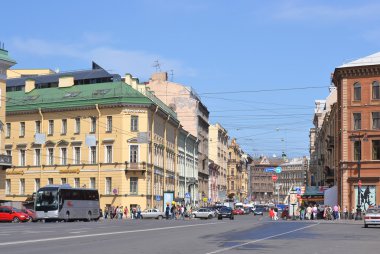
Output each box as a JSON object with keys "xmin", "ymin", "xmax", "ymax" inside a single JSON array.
[{"xmin": 350, "ymin": 133, "xmax": 368, "ymax": 221}]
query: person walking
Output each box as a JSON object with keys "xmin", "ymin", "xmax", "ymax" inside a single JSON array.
[
  {"xmin": 124, "ymin": 206, "xmax": 129, "ymax": 219},
  {"xmin": 165, "ymin": 204, "xmax": 170, "ymax": 220},
  {"xmin": 343, "ymin": 206, "xmax": 348, "ymax": 220},
  {"xmin": 306, "ymin": 205, "xmax": 312, "ymax": 220},
  {"xmin": 312, "ymin": 205, "xmax": 318, "ymax": 220}
]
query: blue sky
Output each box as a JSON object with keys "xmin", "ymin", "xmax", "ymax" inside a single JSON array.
[{"xmin": 3, "ymin": 0, "xmax": 380, "ymax": 158}]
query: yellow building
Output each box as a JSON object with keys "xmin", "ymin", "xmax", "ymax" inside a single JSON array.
[
  {"xmin": 5, "ymin": 67, "xmax": 181, "ymax": 211},
  {"xmin": 0, "ymin": 47, "xmax": 15, "ymax": 203}
]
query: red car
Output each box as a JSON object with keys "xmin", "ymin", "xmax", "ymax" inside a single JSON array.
[
  {"xmin": 0, "ymin": 206, "xmax": 30, "ymax": 223},
  {"xmin": 21, "ymin": 208, "xmax": 37, "ymax": 222},
  {"xmin": 232, "ymin": 209, "xmax": 244, "ymax": 215}
]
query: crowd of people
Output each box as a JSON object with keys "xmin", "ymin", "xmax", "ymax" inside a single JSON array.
[{"xmin": 103, "ymin": 205, "xmax": 142, "ymax": 219}]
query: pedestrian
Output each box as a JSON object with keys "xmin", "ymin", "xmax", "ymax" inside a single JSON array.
[
  {"xmin": 104, "ymin": 206, "xmax": 108, "ymax": 219},
  {"xmin": 312, "ymin": 205, "xmax": 318, "ymax": 220},
  {"xmin": 343, "ymin": 206, "xmax": 348, "ymax": 220},
  {"xmin": 306, "ymin": 205, "xmax": 312, "ymax": 220},
  {"xmin": 273, "ymin": 208, "xmax": 278, "ymax": 220},
  {"xmin": 269, "ymin": 208, "xmax": 274, "ymax": 220},
  {"xmin": 137, "ymin": 205, "xmax": 141, "ymax": 219},
  {"xmin": 165, "ymin": 204, "xmax": 170, "ymax": 220},
  {"xmin": 300, "ymin": 206, "xmax": 305, "ymax": 220},
  {"xmin": 124, "ymin": 206, "xmax": 128, "ymax": 219},
  {"xmin": 351, "ymin": 207, "xmax": 356, "ymax": 219}
]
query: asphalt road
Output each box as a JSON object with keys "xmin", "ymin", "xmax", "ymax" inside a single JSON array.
[{"xmin": 0, "ymin": 215, "xmax": 379, "ymax": 254}]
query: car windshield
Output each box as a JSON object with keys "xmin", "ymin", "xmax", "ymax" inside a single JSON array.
[
  {"xmin": 221, "ymin": 208, "xmax": 232, "ymax": 212},
  {"xmin": 35, "ymin": 188, "xmax": 59, "ymax": 211},
  {"xmin": 13, "ymin": 208, "xmax": 21, "ymax": 212},
  {"xmin": 367, "ymin": 208, "xmax": 380, "ymax": 213}
]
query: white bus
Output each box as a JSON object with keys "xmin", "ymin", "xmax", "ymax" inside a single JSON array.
[{"xmin": 35, "ymin": 185, "xmax": 100, "ymax": 222}]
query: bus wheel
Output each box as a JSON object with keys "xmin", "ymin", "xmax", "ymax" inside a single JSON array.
[{"xmin": 87, "ymin": 212, "xmax": 92, "ymax": 222}]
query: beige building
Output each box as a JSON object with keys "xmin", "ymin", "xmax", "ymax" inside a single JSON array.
[
  {"xmin": 208, "ymin": 123, "xmax": 229, "ymax": 202},
  {"xmin": 4, "ymin": 66, "xmax": 183, "ymax": 211},
  {"xmin": 0, "ymin": 47, "xmax": 15, "ymax": 203},
  {"xmin": 141, "ymin": 72, "xmax": 210, "ymax": 203}
]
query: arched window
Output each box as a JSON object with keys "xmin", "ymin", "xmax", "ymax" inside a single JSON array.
[
  {"xmin": 354, "ymin": 82, "xmax": 361, "ymax": 101},
  {"xmin": 373, "ymin": 81, "xmax": 380, "ymax": 99}
]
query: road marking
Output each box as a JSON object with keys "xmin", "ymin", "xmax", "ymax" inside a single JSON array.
[
  {"xmin": 205, "ymin": 222, "xmax": 320, "ymax": 254},
  {"xmin": 70, "ymin": 231, "xmax": 86, "ymax": 234},
  {"xmin": 0, "ymin": 222, "xmax": 224, "ymax": 246}
]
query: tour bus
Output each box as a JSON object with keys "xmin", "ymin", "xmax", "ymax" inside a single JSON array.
[{"xmin": 35, "ymin": 185, "xmax": 100, "ymax": 222}]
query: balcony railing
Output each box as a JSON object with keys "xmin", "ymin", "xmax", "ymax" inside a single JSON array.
[{"xmin": 0, "ymin": 154, "xmax": 12, "ymax": 168}]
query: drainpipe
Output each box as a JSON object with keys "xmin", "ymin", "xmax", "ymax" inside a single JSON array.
[
  {"xmin": 151, "ymin": 106, "xmax": 158, "ymax": 208},
  {"xmin": 95, "ymin": 104, "xmax": 101, "ymax": 190},
  {"xmin": 38, "ymin": 108, "xmax": 44, "ymax": 182},
  {"xmin": 184, "ymin": 133, "xmax": 190, "ymax": 199}
]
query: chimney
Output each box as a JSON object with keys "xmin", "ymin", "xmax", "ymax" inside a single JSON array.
[
  {"xmin": 151, "ymin": 72, "xmax": 168, "ymax": 82},
  {"xmin": 25, "ymin": 79, "xmax": 35, "ymax": 93},
  {"xmin": 58, "ymin": 76, "xmax": 74, "ymax": 88}
]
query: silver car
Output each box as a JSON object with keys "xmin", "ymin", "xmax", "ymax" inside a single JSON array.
[
  {"xmin": 192, "ymin": 208, "xmax": 215, "ymax": 219},
  {"xmin": 140, "ymin": 209, "xmax": 165, "ymax": 219},
  {"xmin": 364, "ymin": 208, "xmax": 380, "ymax": 228}
]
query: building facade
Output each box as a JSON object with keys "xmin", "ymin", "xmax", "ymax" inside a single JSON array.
[
  {"xmin": 4, "ymin": 66, "xmax": 187, "ymax": 211},
  {"xmin": 143, "ymin": 72, "xmax": 209, "ymax": 204},
  {"xmin": 208, "ymin": 123, "xmax": 228, "ymax": 203},
  {"xmin": 0, "ymin": 47, "xmax": 15, "ymax": 203},
  {"xmin": 333, "ymin": 52, "xmax": 380, "ymax": 210}
]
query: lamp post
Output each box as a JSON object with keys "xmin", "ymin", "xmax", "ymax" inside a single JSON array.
[{"xmin": 350, "ymin": 133, "xmax": 368, "ymax": 221}]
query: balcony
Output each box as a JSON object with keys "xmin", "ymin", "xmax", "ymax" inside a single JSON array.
[
  {"xmin": 0, "ymin": 154, "xmax": 12, "ymax": 169},
  {"xmin": 125, "ymin": 162, "xmax": 147, "ymax": 174}
]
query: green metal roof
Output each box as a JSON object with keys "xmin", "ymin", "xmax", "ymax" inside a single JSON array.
[
  {"xmin": 6, "ymin": 82, "xmax": 178, "ymax": 119},
  {"xmin": 0, "ymin": 49, "xmax": 16, "ymax": 64}
]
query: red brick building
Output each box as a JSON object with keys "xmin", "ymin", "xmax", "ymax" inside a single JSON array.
[{"xmin": 333, "ymin": 52, "xmax": 380, "ymax": 211}]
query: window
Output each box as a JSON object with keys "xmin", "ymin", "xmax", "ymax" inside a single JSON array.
[
  {"xmin": 105, "ymin": 177, "xmax": 112, "ymax": 194},
  {"xmin": 90, "ymin": 146, "xmax": 97, "ymax": 164},
  {"xmin": 35, "ymin": 149, "xmax": 41, "ymax": 166},
  {"xmin": 47, "ymin": 178, "xmax": 53, "ymax": 185},
  {"xmin": 373, "ymin": 112, "xmax": 380, "ymax": 129},
  {"xmin": 90, "ymin": 117, "xmax": 96, "ymax": 133},
  {"xmin": 231, "ymin": 181, "xmax": 234, "ymax": 191},
  {"xmin": 35, "ymin": 121, "xmax": 41, "ymax": 134},
  {"xmin": 61, "ymin": 178, "xmax": 67, "ymax": 185},
  {"xmin": 106, "ymin": 116, "xmax": 112, "ymax": 132},
  {"xmin": 354, "ymin": 82, "xmax": 361, "ymax": 101},
  {"xmin": 131, "ymin": 116, "xmax": 138, "ymax": 131},
  {"xmin": 60, "ymin": 147, "xmax": 67, "ymax": 165},
  {"xmin": 353, "ymin": 113, "xmax": 361, "ymax": 130},
  {"xmin": 6, "ymin": 150, "xmax": 11, "ymax": 156},
  {"xmin": 61, "ymin": 119, "xmax": 67, "ymax": 135},
  {"xmin": 19, "ymin": 149, "xmax": 26, "ymax": 166},
  {"xmin": 130, "ymin": 145, "xmax": 139, "ymax": 163},
  {"xmin": 354, "ymin": 140, "xmax": 361, "ymax": 161},
  {"xmin": 75, "ymin": 117, "xmax": 80, "ymax": 134},
  {"xmin": 73, "ymin": 147, "xmax": 81, "ymax": 164},
  {"xmin": 48, "ymin": 148, "xmax": 54, "ymax": 165},
  {"xmin": 373, "ymin": 81, "xmax": 380, "ymax": 99},
  {"xmin": 5, "ymin": 123, "xmax": 10, "ymax": 138},
  {"xmin": 19, "ymin": 179, "xmax": 25, "ymax": 195},
  {"xmin": 74, "ymin": 178, "xmax": 80, "ymax": 188},
  {"xmin": 373, "ymin": 140, "xmax": 380, "ymax": 160},
  {"xmin": 90, "ymin": 177, "xmax": 96, "ymax": 189},
  {"xmin": 105, "ymin": 145, "xmax": 112, "ymax": 163},
  {"xmin": 48, "ymin": 120, "xmax": 54, "ymax": 135},
  {"xmin": 20, "ymin": 122, "xmax": 25, "ymax": 137},
  {"xmin": 130, "ymin": 177, "xmax": 138, "ymax": 194},
  {"xmin": 5, "ymin": 179, "xmax": 11, "ymax": 195},
  {"xmin": 35, "ymin": 178, "xmax": 40, "ymax": 192}
]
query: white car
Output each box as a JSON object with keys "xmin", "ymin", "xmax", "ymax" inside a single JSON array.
[
  {"xmin": 140, "ymin": 209, "xmax": 165, "ymax": 219},
  {"xmin": 364, "ymin": 208, "xmax": 380, "ymax": 228},
  {"xmin": 192, "ymin": 208, "xmax": 215, "ymax": 219}
]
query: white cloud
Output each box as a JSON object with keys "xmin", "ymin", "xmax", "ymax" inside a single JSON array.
[{"xmin": 11, "ymin": 37, "xmax": 197, "ymax": 81}]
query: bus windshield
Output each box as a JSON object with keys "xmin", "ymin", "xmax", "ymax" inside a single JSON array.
[{"xmin": 35, "ymin": 188, "xmax": 59, "ymax": 211}]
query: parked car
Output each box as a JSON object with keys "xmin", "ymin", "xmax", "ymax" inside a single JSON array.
[
  {"xmin": 253, "ymin": 207, "xmax": 265, "ymax": 216},
  {"xmin": 140, "ymin": 209, "xmax": 165, "ymax": 219},
  {"xmin": 232, "ymin": 209, "xmax": 244, "ymax": 215},
  {"xmin": 0, "ymin": 206, "xmax": 30, "ymax": 223},
  {"xmin": 192, "ymin": 208, "xmax": 215, "ymax": 219},
  {"xmin": 217, "ymin": 207, "xmax": 234, "ymax": 220},
  {"xmin": 364, "ymin": 208, "xmax": 380, "ymax": 228},
  {"xmin": 21, "ymin": 208, "xmax": 37, "ymax": 222}
]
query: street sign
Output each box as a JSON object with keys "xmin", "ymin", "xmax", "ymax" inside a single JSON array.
[
  {"xmin": 156, "ymin": 195, "xmax": 161, "ymax": 201},
  {"xmin": 275, "ymin": 166, "xmax": 282, "ymax": 174},
  {"xmin": 358, "ymin": 180, "xmax": 362, "ymax": 188},
  {"xmin": 272, "ymin": 175, "xmax": 278, "ymax": 182},
  {"xmin": 185, "ymin": 192, "xmax": 191, "ymax": 198}
]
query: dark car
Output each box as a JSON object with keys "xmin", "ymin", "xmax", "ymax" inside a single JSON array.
[
  {"xmin": 253, "ymin": 207, "xmax": 265, "ymax": 216},
  {"xmin": 217, "ymin": 207, "xmax": 234, "ymax": 220}
]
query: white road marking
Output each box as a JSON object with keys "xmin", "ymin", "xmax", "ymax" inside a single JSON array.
[
  {"xmin": 70, "ymin": 231, "xmax": 87, "ymax": 234},
  {"xmin": 0, "ymin": 222, "xmax": 224, "ymax": 246},
  {"xmin": 205, "ymin": 222, "xmax": 320, "ymax": 254}
]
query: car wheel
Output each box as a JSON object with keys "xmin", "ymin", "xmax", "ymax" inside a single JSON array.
[
  {"xmin": 158, "ymin": 215, "xmax": 163, "ymax": 220},
  {"xmin": 230, "ymin": 215, "xmax": 234, "ymax": 220},
  {"xmin": 87, "ymin": 211, "xmax": 92, "ymax": 222},
  {"xmin": 208, "ymin": 214, "xmax": 213, "ymax": 219},
  {"xmin": 13, "ymin": 217, "xmax": 20, "ymax": 223},
  {"xmin": 364, "ymin": 224, "xmax": 368, "ymax": 228},
  {"xmin": 218, "ymin": 216, "xmax": 222, "ymax": 220},
  {"xmin": 65, "ymin": 212, "xmax": 70, "ymax": 222}
]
